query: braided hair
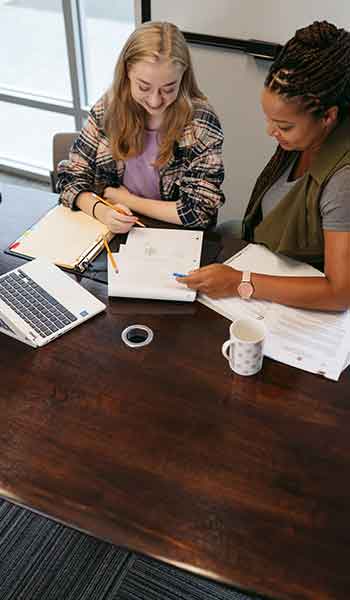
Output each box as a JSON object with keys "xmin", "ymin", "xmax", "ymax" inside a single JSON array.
[
  {"xmin": 243, "ymin": 21, "xmax": 350, "ymax": 238},
  {"xmin": 266, "ymin": 20, "xmax": 350, "ymax": 119}
]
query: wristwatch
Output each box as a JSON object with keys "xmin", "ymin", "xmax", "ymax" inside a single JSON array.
[{"xmin": 237, "ymin": 271, "xmax": 254, "ymax": 300}]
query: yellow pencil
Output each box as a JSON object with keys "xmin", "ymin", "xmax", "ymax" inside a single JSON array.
[
  {"xmin": 93, "ymin": 193, "xmax": 146, "ymax": 228},
  {"xmin": 103, "ymin": 237, "xmax": 118, "ymax": 273}
]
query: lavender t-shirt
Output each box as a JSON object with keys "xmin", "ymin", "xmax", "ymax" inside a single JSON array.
[{"xmin": 123, "ymin": 129, "xmax": 161, "ymax": 199}]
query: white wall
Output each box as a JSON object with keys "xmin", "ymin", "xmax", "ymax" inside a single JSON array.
[
  {"xmin": 190, "ymin": 45, "xmax": 274, "ymax": 224},
  {"xmin": 151, "ymin": 0, "xmax": 350, "ymax": 44}
]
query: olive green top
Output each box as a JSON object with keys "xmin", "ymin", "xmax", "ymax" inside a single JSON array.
[{"xmin": 242, "ymin": 116, "xmax": 350, "ymax": 268}]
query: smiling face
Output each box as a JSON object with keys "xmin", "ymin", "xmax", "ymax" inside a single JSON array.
[
  {"xmin": 261, "ymin": 87, "xmax": 335, "ymax": 152},
  {"xmin": 128, "ymin": 58, "xmax": 184, "ymax": 127}
]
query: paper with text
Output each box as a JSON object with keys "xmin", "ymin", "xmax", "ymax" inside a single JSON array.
[{"xmin": 199, "ymin": 244, "xmax": 349, "ymax": 380}]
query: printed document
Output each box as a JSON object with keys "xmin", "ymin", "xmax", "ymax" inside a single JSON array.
[{"xmin": 199, "ymin": 244, "xmax": 350, "ymax": 380}]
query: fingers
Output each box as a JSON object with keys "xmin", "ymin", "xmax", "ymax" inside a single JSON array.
[
  {"xmin": 115, "ymin": 203, "xmax": 134, "ymax": 217},
  {"xmin": 177, "ymin": 265, "xmax": 215, "ymax": 283},
  {"xmin": 110, "ymin": 219, "xmax": 135, "ymax": 234},
  {"xmin": 107, "ymin": 213, "xmax": 136, "ymax": 234},
  {"xmin": 175, "ymin": 264, "xmax": 234, "ymax": 297},
  {"xmin": 108, "ymin": 207, "xmax": 137, "ymax": 228},
  {"xmin": 189, "ymin": 264, "xmax": 216, "ymax": 274},
  {"xmin": 112, "ymin": 212, "xmax": 137, "ymax": 224},
  {"xmin": 176, "ymin": 271, "xmax": 204, "ymax": 289},
  {"xmin": 179, "ymin": 264, "xmax": 220, "ymax": 282}
]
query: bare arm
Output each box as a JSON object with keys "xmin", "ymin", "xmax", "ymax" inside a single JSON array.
[
  {"xmin": 103, "ymin": 186, "xmax": 181, "ymax": 225},
  {"xmin": 179, "ymin": 231, "xmax": 350, "ymax": 311},
  {"xmin": 76, "ymin": 192, "xmax": 138, "ymax": 234}
]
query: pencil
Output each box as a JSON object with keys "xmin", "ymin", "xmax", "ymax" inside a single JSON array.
[
  {"xmin": 93, "ymin": 193, "xmax": 145, "ymax": 228},
  {"xmin": 103, "ymin": 237, "xmax": 118, "ymax": 273}
]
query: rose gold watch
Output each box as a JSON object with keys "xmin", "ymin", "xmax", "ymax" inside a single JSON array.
[{"xmin": 237, "ymin": 271, "xmax": 254, "ymax": 300}]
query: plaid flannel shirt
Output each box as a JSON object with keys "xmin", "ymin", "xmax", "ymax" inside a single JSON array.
[{"xmin": 57, "ymin": 96, "xmax": 225, "ymax": 229}]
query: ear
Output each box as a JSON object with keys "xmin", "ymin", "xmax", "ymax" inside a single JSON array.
[{"xmin": 323, "ymin": 106, "xmax": 339, "ymax": 126}]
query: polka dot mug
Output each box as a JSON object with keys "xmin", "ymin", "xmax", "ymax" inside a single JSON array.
[{"xmin": 222, "ymin": 318, "xmax": 265, "ymax": 376}]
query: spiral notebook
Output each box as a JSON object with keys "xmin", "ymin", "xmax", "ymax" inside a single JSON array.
[{"xmin": 6, "ymin": 204, "xmax": 113, "ymax": 272}]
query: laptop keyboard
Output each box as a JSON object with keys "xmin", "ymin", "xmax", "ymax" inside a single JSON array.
[{"xmin": 0, "ymin": 269, "xmax": 77, "ymax": 338}]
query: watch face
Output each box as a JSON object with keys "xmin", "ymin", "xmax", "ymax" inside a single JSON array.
[{"xmin": 237, "ymin": 281, "xmax": 254, "ymax": 300}]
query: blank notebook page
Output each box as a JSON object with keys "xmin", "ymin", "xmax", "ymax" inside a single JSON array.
[{"xmin": 10, "ymin": 205, "xmax": 110, "ymax": 268}]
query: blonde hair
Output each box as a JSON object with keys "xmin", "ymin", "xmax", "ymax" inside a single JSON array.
[{"xmin": 104, "ymin": 21, "xmax": 206, "ymax": 167}]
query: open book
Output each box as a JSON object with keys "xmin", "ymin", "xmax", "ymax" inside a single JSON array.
[
  {"xmin": 108, "ymin": 228, "xmax": 203, "ymax": 302},
  {"xmin": 199, "ymin": 244, "xmax": 350, "ymax": 381},
  {"xmin": 7, "ymin": 204, "xmax": 113, "ymax": 272}
]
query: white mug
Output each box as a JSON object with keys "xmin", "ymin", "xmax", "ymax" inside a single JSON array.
[{"xmin": 222, "ymin": 318, "xmax": 265, "ymax": 376}]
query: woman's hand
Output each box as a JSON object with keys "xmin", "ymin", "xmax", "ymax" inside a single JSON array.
[
  {"xmin": 177, "ymin": 264, "xmax": 239, "ymax": 298},
  {"xmin": 95, "ymin": 201, "xmax": 138, "ymax": 234},
  {"xmin": 103, "ymin": 186, "xmax": 134, "ymax": 207}
]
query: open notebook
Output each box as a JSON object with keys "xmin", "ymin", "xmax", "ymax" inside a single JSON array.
[
  {"xmin": 108, "ymin": 228, "xmax": 203, "ymax": 302},
  {"xmin": 7, "ymin": 204, "xmax": 113, "ymax": 272}
]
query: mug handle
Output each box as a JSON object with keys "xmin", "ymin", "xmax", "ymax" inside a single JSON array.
[{"xmin": 222, "ymin": 339, "xmax": 234, "ymax": 360}]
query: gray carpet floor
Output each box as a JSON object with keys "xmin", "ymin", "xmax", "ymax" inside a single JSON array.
[{"xmin": 0, "ymin": 499, "xmax": 265, "ymax": 600}]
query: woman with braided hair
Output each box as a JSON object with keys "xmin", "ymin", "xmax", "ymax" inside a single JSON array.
[{"xmin": 178, "ymin": 21, "xmax": 350, "ymax": 311}]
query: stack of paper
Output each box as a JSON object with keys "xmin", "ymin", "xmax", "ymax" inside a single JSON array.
[
  {"xmin": 108, "ymin": 228, "xmax": 203, "ymax": 302},
  {"xmin": 199, "ymin": 244, "xmax": 350, "ymax": 381}
]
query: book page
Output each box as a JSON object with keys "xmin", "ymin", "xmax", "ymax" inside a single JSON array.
[{"xmin": 9, "ymin": 205, "xmax": 110, "ymax": 268}]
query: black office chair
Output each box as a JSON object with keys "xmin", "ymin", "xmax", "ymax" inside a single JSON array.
[{"xmin": 50, "ymin": 131, "xmax": 78, "ymax": 193}]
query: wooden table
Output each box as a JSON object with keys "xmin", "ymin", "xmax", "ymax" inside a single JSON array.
[{"xmin": 0, "ymin": 184, "xmax": 349, "ymax": 600}]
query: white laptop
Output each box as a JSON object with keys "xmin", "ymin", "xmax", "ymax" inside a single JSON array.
[{"xmin": 0, "ymin": 258, "xmax": 106, "ymax": 347}]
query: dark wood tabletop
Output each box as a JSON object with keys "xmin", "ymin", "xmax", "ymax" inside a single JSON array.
[{"xmin": 0, "ymin": 184, "xmax": 350, "ymax": 600}]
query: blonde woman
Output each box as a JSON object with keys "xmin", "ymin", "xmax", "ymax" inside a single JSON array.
[{"xmin": 57, "ymin": 21, "xmax": 225, "ymax": 233}]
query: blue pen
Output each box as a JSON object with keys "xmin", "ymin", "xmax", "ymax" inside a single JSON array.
[{"xmin": 173, "ymin": 272, "xmax": 188, "ymax": 277}]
